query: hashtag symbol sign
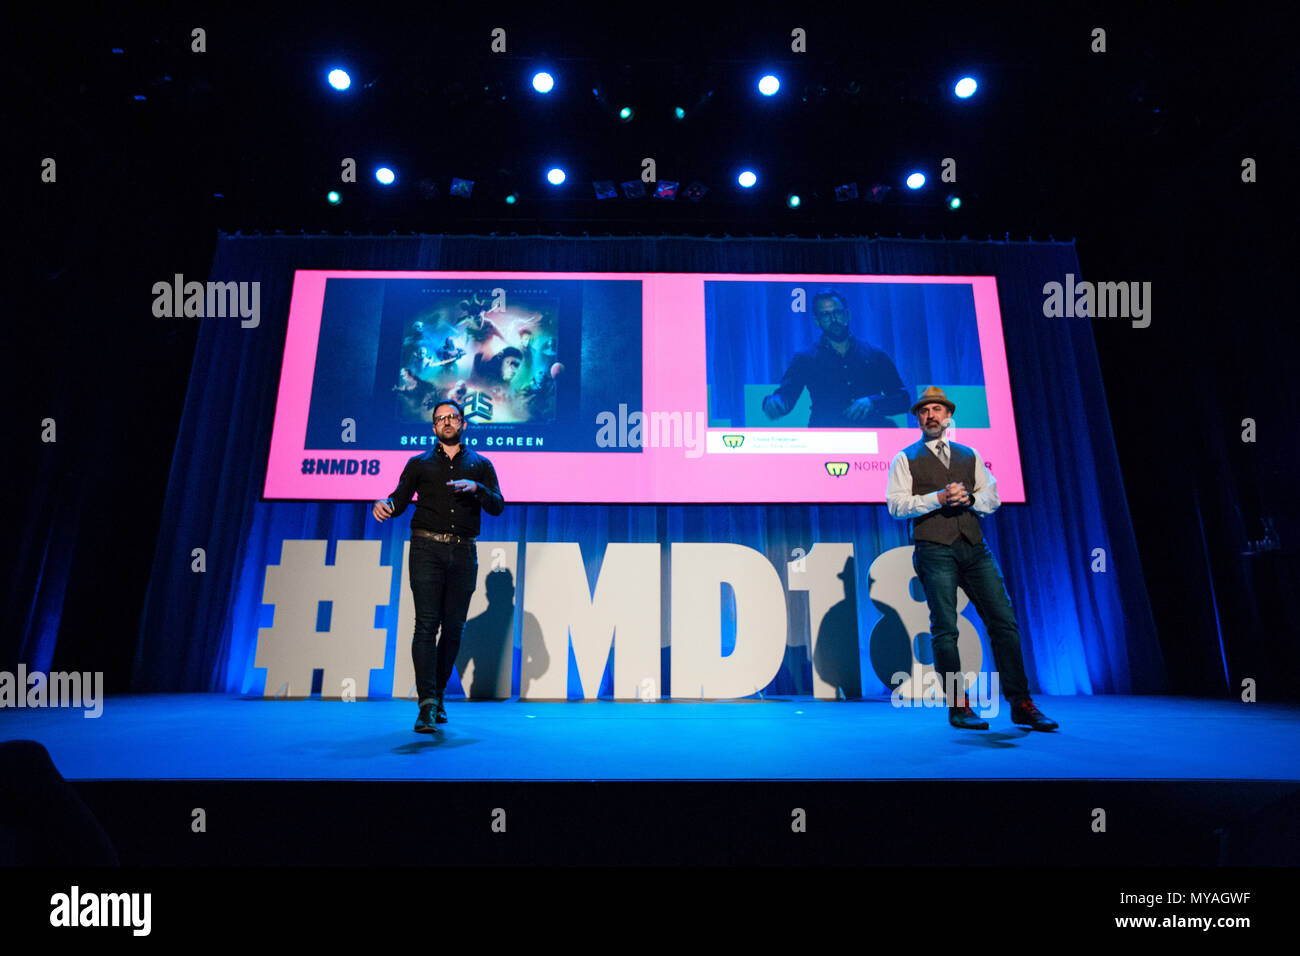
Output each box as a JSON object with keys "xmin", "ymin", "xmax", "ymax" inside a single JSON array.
[{"xmin": 254, "ymin": 540, "xmax": 392, "ymax": 697}]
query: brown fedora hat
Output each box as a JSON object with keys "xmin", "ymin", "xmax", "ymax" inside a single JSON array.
[{"xmin": 910, "ymin": 386, "xmax": 956, "ymax": 417}]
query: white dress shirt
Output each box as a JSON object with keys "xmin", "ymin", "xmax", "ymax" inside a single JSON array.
[{"xmin": 886, "ymin": 436, "xmax": 1000, "ymax": 519}]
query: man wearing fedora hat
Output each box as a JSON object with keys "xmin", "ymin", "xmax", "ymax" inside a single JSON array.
[{"xmin": 885, "ymin": 386, "xmax": 1058, "ymax": 732}]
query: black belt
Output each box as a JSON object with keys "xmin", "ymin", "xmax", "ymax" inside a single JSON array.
[{"xmin": 412, "ymin": 529, "xmax": 476, "ymax": 545}]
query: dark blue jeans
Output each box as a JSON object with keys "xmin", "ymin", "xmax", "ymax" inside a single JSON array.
[
  {"xmin": 912, "ymin": 537, "xmax": 1030, "ymax": 704},
  {"xmin": 408, "ymin": 537, "xmax": 478, "ymax": 703}
]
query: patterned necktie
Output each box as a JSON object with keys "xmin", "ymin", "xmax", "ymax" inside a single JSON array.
[{"xmin": 936, "ymin": 441, "xmax": 949, "ymax": 468}]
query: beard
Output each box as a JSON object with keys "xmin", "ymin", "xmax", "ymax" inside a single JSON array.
[
  {"xmin": 438, "ymin": 425, "xmax": 463, "ymax": 445},
  {"xmin": 825, "ymin": 323, "xmax": 850, "ymax": 342}
]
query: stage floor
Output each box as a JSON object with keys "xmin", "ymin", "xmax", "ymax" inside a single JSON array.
[{"xmin": 2, "ymin": 693, "xmax": 1298, "ymax": 781}]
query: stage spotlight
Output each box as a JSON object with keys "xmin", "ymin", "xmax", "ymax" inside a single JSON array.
[
  {"xmin": 946, "ymin": 194, "xmax": 962, "ymax": 210},
  {"xmin": 449, "ymin": 177, "xmax": 474, "ymax": 197},
  {"xmin": 618, "ymin": 106, "xmax": 634, "ymax": 122},
  {"xmin": 654, "ymin": 181, "xmax": 679, "ymax": 200},
  {"xmin": 786, "ymin": 193, "xmax": 801, "ymax": 208},
  {"xmin": 866, "ymin": 183, "xmax": 891, "ymax": 203},
  {"xmin": 758, "ymin": 74, "xmax": 780, "ymax": 96},
  {"xmin": 834, "ymin": 183, "xmax": 859, "ymax": 201},
  {"xmin": 621, "ymin": 180, "xmax": 646, "ymax": 199},
  {"xmin": 547, "ymin": 168, "xmax": 566, "ymax": 185},
  {"xmin": 954, "ymin": 76, "xmax": 978, "ymax": 98},
  {"xmin": 375, "ymin": 167, "xmax": 396, "ymax": 185},
  {"xmin": 738, "ymin": 170, "xmax": 757, "ymax": 188},
  {"xmin": 683, "ymin": 181, "xmax": 709, "ymax": 202},
  {"xmin": 327, "ymin": 69, "xmax": 351, "ymax": 91},
  {"xmin": 326, "ymin": 190, "xmax": 341, "ymax": 205},
  {"xmin": 505, "ymin": 192, "xmax": 518, "ymax": 204},
  {"xmin": 674, "ymin": 106, "xmax": 686, "ymax": 120},
  {"xmin": 532, "ymin": 72, "xmax": 555, "ymax": 93},
  {"xmin": 593, "ymin": 180, "xmax": 618, "ymax": 199},
  {"xmin": 906, "ymin": 172, "xmax": 926, "ymax": 189}
]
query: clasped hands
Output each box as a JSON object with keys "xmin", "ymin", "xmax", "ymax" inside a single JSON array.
[
  {"xmin": 938, "ymin": 482, "xmax": 971, "ymax": 507},
  {"xmin": 843, "ymin": 396, "xmax": 874, "ymax": 421}
]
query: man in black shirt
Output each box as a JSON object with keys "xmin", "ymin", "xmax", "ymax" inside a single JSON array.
[
  {"xmin": 762, "ymin": 290, "xmax": 910, "ymax": 427},
  {"xmin": 373, "ymin": 399, "xmax": 505, "ymax": 733}
]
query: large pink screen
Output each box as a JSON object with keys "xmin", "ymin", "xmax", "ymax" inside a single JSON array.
[{"xmin": 263, "ymin": 270, "xmax": 1024, "ymax": 503}]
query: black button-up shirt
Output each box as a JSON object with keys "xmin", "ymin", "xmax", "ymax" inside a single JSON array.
[
  {"xmin": 769, "ymin": 335, "xmax": 910, "ymax": 427},
  {"xmin": 385, "ymin": 443, "xmax": 505, "ymax": 536}
]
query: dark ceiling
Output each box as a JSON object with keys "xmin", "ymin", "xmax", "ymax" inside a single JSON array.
[{"xmin": 15, "ymin": 5, "xmax": 1293, "ymax": 247}]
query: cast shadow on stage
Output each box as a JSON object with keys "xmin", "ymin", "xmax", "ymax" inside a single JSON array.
[
  {"xmin": 391, "ymin": 732, "xmax": 482, "ymax": 754},
  {"xmin": 955, "ymin": 731, "xmax": 1027, "ymax": 749},
  {"xmin": 812, "ymin": 556, "xmax": 862, "ymax": 699},
  {"xmin": 300, "ymin": 727, "xmax": 485, "ymax": 757},
  {"xmin": 457, "ymin": 568, "xmax": 530, "ymax": 700}
]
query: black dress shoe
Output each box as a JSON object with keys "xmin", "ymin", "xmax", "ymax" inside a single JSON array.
[
  {"xmin": 948, "ymin": 705, "xmax": 989, "ymax": 730},
  {"xmin": 435, "ymin": 693, "xmax": 448, "ymax": 724},
  {"xmin": 414, "ymin": 700, "xmax": 436, "ymax": 734},
  {"xmin": 1010, "ymin": 697, "xmax": 1058, "ymax": 731}
]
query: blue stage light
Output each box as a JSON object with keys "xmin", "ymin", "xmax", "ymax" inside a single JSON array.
[
  {"xmin": 946, "ymin": 194, "xmax": 961, "ymax": 210},
  {"xmin": 954, "ymin": 76, "xmax": 977, "ymax": 98},
  {"xmin": 906, "ymin": 172, "xmax": 926, "ymax": 189},
  {"xmin": 786, "ymin": 194, "xmax": 801, "ymax": 208},
  {"xmin": 326, "ymin": 191, "xmax": 341, "ymax": 205},
  {"xmin": 505, "ymin": 192, "xmax": 518, "ymax": 204},
  {"xmin": 532, "ymin": 72, "xmax": 555, "ymax": 93},
  {"xmin": 758, "ymin": 75, "xmax": 780, "ymax": 96},
  {"xmin": 674, "ymin": 106, "xmax": 686, "ymax": 120},
  {"xmin": 619, "ymin": 106, "xmax": 634, "ymax": 122},
  {"xmin": 375, "ymin": 167, "xmax": 395, "ymax": 185},
  {"xmin": 327, "ymin": 69, "xmax": 351, "ymax": 91},
  {"xmin": 738, "ymin": 170, "xmax": 757, "ymax": 188},
  {"xmin": 547, "ymin": 167, "xmax": 566, "ymax": 185}
]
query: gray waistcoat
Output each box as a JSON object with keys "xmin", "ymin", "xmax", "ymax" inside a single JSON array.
[{"xmin": 904, "ymin": 439, "xmax": 983, "ymax": 544}]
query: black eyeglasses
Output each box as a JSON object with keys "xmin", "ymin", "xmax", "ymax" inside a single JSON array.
[
  {"xmin": 816, "ymin": 308, "xmax": 848, "ymax": 319},
  {"xmin": 434, "ymin": 414, "xmax": 463, "ymax": 424}
]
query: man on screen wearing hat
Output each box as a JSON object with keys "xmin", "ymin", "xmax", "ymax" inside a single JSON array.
[{"xmin": 885, "ymin": 386, "xmax": 1058, "ymax": 732}]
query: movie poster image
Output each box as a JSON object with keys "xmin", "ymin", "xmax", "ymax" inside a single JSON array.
[{"xmin": 392, "ymin": 290, "xmax": 562, "ymax": 425}]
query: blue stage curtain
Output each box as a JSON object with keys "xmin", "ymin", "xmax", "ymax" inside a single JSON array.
[{"xmin": 126, "ymin": 234, "xmax": 1163, "ymax": 696}]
